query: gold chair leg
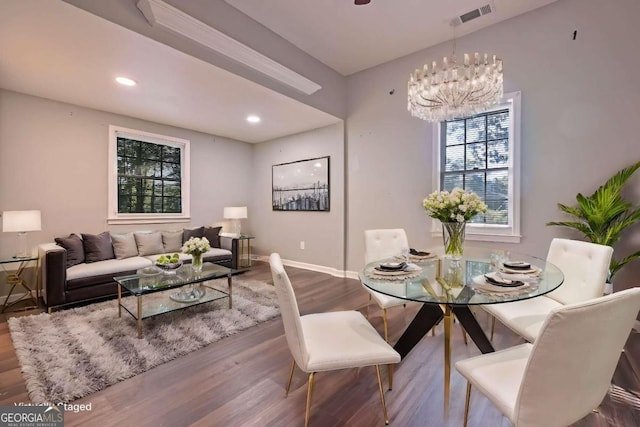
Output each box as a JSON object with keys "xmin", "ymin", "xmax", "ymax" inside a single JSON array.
[
  {"xmin": 388, "ymin": 364, "xmax": 394, "ymax": 391},
  {"xmin": 366, "ymin": 294, "xmax": 371, "ymax": 319},
  {"xmin": 305, "ymin": 372, "xmax": 315, "ymax": 427},
  {"xmin": 383, "ymin": 308, "xmax": 389, "ymax": 342},
  {"xmin": 431, "ymin": 326, "xmax": 436, "ymax": 336},
  {"xmin": 463, "ymin": 381, "xmax": 471, "ymax": 427},
  {"xmin": 285, "ymin": 359, "xmax": 295, "ymax": 397},
  {"xmin": 490, "ymin": 316, "xmax": 495, "ymax": 341},
  {"xmin": 461, "ymin": 324, "xmax": 468, "ymax": 345},
  {"xmin": 375, "ymin": 365, "xmax": 390, "ymax": 425}
]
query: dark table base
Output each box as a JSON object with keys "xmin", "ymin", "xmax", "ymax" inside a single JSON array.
[{"xmin": 394, "ymin": 303, "xmax": 495, "ymax": 358}]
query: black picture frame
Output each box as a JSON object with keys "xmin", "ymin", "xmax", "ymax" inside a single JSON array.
[{"xmin": 272, "ymin": 156, "xmax": 330, "ymax": 211}]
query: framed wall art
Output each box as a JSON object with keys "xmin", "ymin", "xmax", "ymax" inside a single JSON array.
[{"xmin": 272, "ymin": 156, "xmax": 330, "ymax": 211}]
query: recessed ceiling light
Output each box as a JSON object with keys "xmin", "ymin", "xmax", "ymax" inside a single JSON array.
[
  {"xmin": 115, "ymin": 76, "xmax": 136, "ymax": 86},
  {"xmin": 246, "ymin": 115, "xmax": 261, "ymax": 123}
]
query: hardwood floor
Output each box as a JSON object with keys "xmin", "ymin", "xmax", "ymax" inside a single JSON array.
[{"xmin": 1, "ymin": 262, "xmax": 639, "ymax": 426}]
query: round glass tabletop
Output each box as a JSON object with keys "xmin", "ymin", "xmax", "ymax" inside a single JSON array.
[{"xmin": 359, "ymin": 247, "xmax": 564, "ymax": 306}]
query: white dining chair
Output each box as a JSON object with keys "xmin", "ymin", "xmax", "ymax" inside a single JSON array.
[
  {"xmin": 363, "ymin": 229, "xmax": 412, "ymax": 342},
  {"xmin": 269, "ymin": 253, "xmax": 401, "ymax": 426},
  {"xmin": 456, "ymin": 287, "xmax": 640, "ymax": 427},
  {"xmin": 483, "ymin": 238, "xmax": 613, "ymax": 342}
]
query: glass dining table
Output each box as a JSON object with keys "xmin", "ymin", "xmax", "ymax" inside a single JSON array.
[{"xmin": 359, "ymin": 247, "xmax": 564, "ymax": 414}]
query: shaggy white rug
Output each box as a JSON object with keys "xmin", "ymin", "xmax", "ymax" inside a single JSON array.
[{"xmin": 8, "ymin": 277, "xmax": 279, "ymax": 404}]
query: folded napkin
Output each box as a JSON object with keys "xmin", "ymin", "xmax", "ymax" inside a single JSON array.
[
  {"xmin": 404, "ymin": 262, "xmax": 422, "ymax": 272},
  {"xmin": 376, "ymin": 261, "xmax": 406, "ymax": 271},
  {"xmin": 502, "ymin": 261, "xmax": 532, "ymax": 270},
  {"xmin": 471, "ymin": 273, "xmax": 530, "ymax": 294},
  {"xmin": 484, "ymin": 273, "xmax": 524, "ymax": 288},
  {"xmin": 410, "ymin": 248, "xmax": 431, "ymax": 257}
]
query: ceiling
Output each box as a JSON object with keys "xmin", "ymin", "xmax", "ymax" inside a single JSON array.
[
  {"xmin": 0, "ymin": 0, "xmax": 561, "ymax": 144},
  {"xmin": 225, "ymin": 0, "xmax": 560, "ymax": 75},
  {"xmin": 0, "ymin": 0, "xmax": 339, "ymax": 143}
]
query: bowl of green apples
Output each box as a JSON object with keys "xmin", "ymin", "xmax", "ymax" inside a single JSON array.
[{"xmin": 155, "ymin": 253, "xmax": 183, "ymax": 271}]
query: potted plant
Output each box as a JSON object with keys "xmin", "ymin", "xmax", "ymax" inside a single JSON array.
[{"xmin": 547, "ymin": 160, "xmax": 640, "ymax": 280}]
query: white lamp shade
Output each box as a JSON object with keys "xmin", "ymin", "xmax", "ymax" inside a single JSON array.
[
  {"xmin": 2, "ymin": 210, "xmax": 42, "ymax": 232},
  {"xmin": 224, "ymin": 206, "xmax": 247, "ymax": 219}
]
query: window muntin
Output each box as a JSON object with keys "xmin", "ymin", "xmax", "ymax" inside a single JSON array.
[
  {"xmin": 433, "ymin": 92, "xmax": 521, "ymax": 242},
  {"xmin": 108, "ymin": 126, "xmax": 190, "ymax": 224},
  {"xmin": 441, "ymin": 109, "xmax": 510, "ymax": 225},
  {"xmin": 116, "ymin": 137, "xmax": 182, "ymax": 214}
]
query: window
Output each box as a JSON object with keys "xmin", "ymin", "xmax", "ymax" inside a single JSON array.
[
  {"xmin": 108, "ymin": 126, "xmax": 190, "ymax": 224},
  {"xmin": 432, "ymin": 92, "xmax": 521, "ymax": 242}
]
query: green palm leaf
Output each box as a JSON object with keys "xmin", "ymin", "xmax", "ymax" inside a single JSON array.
[{"xmin": 547, "ymin": 160, "xmax": 640, "ymax": 279}]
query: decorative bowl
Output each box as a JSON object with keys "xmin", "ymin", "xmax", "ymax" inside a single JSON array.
[{"xmin": 155, "ymin": 261, "xmax": 183, "ymax": 271}]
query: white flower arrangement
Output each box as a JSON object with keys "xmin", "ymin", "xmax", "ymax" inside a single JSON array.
[
  {"xmin": 422, "ymin": 188, "xmax": 488, "ymax": 223},
  {"xmin": 181, "ymin": 237, "xmax": 211, "ymax": 256}
]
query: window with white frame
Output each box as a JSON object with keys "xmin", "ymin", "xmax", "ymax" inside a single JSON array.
[
  {"xmin": 432, "ymin": 92, "xmax": 521, "ymax": 242},
  {"xmin": 108, "ymin": 125, "xmax": 190, "ymax": 224}
]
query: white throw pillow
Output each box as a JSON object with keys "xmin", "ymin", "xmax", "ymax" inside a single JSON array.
[
  {"xmin": 134, "ymin": 231, "xmax": 164, "ymax": 256},
  {"xmin": 162, "ymin": 230, "xmax": 184, "ymax": 253},
  {"xmin": 111, "ymin": 232, "xmax": 138, "ymax": 259}
]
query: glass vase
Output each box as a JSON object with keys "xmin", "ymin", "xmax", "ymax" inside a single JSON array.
[
  {"xmin": 442, "ymin": 221, "xmax": 466, "ymax": 260},
  {"xmin": 191, "ymin": 253, "xmax": 203, "ymax": 273}
]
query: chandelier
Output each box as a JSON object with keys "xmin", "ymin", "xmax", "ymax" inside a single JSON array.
[{"xmin": 407, "ymin": 52, "xmax": 503, "ymax": 122}]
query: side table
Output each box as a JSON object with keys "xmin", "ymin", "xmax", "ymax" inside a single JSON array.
[
  {"xmin": 1, "ymin": 256, "xmax": 39, "ymax": 313},
  {"xmin": 235, "ymin": 235, "xmax": 254, "ymax": 269},
  {"xmin": 221, "ymin": 234, "xmax": 254, "ymax": 270}
]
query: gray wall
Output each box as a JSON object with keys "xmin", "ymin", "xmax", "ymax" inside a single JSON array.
[
  {"xmin": 3, "ymin": 0, "xmax": 640, "ymax": 292},
  {"xmin": 345, "ymin": 0, "xmax": 640, "ymax": 290},
  {"xmin": 250, "ymin": 123, "xmax": 345, "ymax": 271},
  {"xmin": 0, "ymin": 89, "xmax": 253, "ymax": 261}
]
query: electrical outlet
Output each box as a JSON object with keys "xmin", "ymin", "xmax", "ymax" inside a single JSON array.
[{"xmin": 300, "ymin": 241, "xmax": 305, "ymax": 250}]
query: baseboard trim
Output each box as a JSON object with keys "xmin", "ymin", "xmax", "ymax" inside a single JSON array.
[
  {"xmin": 345, "ymin": 271, "xmax": 360, "ymax": 280},
  {"xmin": 254, "ymin": 255, "xmax": 358, "ymax": 279}
]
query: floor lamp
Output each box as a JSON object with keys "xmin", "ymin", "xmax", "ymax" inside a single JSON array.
[
  {"xmin": 224, "ymin": 207, "xmax": 247, "ymax": 237},
  {"xmin": 2, "ymin": 210, "xmax": 42, "ymax": 258}
]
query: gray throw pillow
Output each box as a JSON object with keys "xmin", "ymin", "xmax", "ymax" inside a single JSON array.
[
  {"xmin": 111, "ymin": 232, "xmax": 138, "ymax": 259},
  {"xmin": 162, "ymin": 230, "xmax": 184, "ymax": 252},
  {"xmin": 203, "ymin": 226, "xmax": 222, "ymax": 248},
  {"xmin": 183, "ymin": 226, "xmax": 205, "ymax": 243},
  {"xmin": 81, "ymin": 232, "xmax": 115, "ymax": 263},
  {"xmin": 134, "ymin": 231, "xmax": 164, "ymax": 256},
  {"xmin": 54, "ymin": 234, "xmax": 85, "ymax": 268}
]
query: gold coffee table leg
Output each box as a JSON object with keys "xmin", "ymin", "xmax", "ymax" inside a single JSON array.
[
  {"xmin": 443, "ymin": 304, "xmax": 453, "ymax": 417},
  {"xmin": 117, "ymin": 284, "xmax": 122, "ymax": 317},
  {"xmin": 228, "ymin": 275, "xmax": 233, "ymax": 308},
  {"xmin": 137, "ymin": 296, "xmax": 142, "ymax": 338}
]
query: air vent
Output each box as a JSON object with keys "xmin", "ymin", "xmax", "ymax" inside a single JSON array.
[
  {"xmin": 451, "ymin": 2, "xmax": 494, "ymax": 26},
  {"xmin": 479, "ymin": 4, "xmax": 493, "ymax": 15},
  {"xmin": 460, "ymin": 9, "xmax": 482, "ymax": 23}
]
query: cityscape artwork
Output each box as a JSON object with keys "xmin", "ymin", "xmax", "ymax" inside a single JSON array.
[{"xmin": 272, "ymin": 156, "xmax": 330, "ymax": 211}]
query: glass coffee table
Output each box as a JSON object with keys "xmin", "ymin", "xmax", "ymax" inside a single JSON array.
[{"xmin": 114, "ymin": 262, "xmax": 234, "ymax": 338}]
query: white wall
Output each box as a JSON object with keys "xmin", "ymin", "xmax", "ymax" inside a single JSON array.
[
  {"xmin": 0, "ymin": 89, "xmax": 253, "ymax": 261},
  {"xmin": 250, "ymin": 123, "xmax": 345, "ymax": 272},
  {"xmin": 345, "ymin": 0, "xmax": 640, "ymax": 290}
]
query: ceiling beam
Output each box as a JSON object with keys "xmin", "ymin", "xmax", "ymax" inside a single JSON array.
[{"xmin": 137, "ymin": 0, "xmax": 322, "ymax": 95}]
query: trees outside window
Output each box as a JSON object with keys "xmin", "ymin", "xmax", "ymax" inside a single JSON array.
[
  {"xmin": 108, "ymin": 126, "xmax": 190, "ymax": 224},
  {"xmin": 434, "ymin": 92, "xmax": 521, "ymax": 242}
]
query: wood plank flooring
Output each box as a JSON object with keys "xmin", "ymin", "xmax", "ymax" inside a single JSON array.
[{"xmin": 1, "ymin": 262, "xmax": 639, "ymax": 426}]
